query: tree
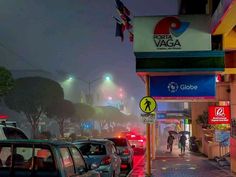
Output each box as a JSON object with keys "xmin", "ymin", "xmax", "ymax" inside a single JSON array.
[
  {"xmin": 46, "ymin": 99, "xmax": 75, "ymax": 137},
  {"xmin": 73, "ymin": 103, "xmax": 95, "ymax": 135},
  {"xmin": 74, "ymin": 103, "xmax": 95, "ymax": 121},
  {"xmin": 93, "ymin": 106, "xmax": 126, "ymax": 132},
  {"xmin": 0, "ymin": 66, "xmax": 14, "ymax": 97},
  {"xmin": 4, "ymin": 77, "xmax": 64, "ymax": 138}
]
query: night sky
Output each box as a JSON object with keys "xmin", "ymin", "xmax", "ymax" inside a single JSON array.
[{"xmin": 0, "ymin": 0, "xmax": 180, "ymax": 104}]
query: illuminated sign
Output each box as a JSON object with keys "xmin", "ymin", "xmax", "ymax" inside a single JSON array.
[
  {"xmin": 134, "ymin": 15, "xmax": 211, "ymax": 52},
  {"xmin": 208, "ymin": 106, "xmax": 230, "ymax": 124},
  {"xmin": 150, "ymin": 75, "xmax": 216, "ymax": 100}
]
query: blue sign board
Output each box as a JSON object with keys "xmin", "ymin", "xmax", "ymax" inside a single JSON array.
[
  {"xmin": 157, "ymin": 113, "xmax": 167, "ymax": 119},
  {"xmin": 150, "ymin": 75, "xmax": 215, "ymax": 99}
]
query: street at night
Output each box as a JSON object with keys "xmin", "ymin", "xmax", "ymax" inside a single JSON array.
[{"xmin": 1, "ymin": 0, "xmax": 236, "ymax": 177}]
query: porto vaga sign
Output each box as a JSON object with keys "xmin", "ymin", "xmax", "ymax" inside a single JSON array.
[
  {"xmin": 133, "ymin": 15, "xmax": 211, "ymax": 52},
  {"xmin": 150, "ymin": 75, "xmax": 216, "ymax": 100},
  {"xmin": 153, "ymin": 16, "xmax": 189, "ymax": 50}
]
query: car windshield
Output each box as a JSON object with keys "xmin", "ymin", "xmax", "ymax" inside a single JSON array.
[
  {"xmin": 108, "ymin": 138, "xmax": 127, "ymax": 147},
  {"xmin": 76, "ymin": 143, "xmax": 106, "ymax": 155},
  {"xmin": 3, "ymin": 127, "xmax": 28, "ymax": 139}
]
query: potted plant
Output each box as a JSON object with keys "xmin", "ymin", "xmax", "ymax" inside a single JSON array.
[{"xmin": 196, "ymin": 111, "xmax": 210, "ymax": 128}]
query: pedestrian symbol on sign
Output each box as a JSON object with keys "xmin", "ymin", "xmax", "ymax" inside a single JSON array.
[
  {"xmin": 139, "ymin": 96, "xmax": 157, "ymax": 113},
  {"xmin": 144, "ymin": 99, "xmax": 151, "ymax": 112}
]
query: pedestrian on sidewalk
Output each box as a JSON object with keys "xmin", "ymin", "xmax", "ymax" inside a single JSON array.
[
  {"xmin": 179, "ymin": 133, "xmax": 187, "ymax": 155},
  {"xmin": 167, "ymin": 133, "xmax": 175, "ymax": 152}
]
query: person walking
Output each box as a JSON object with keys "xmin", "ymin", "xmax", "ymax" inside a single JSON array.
[
  {"xmin": 179, "ymin": 133, "xmax": 187, "ymax": 155},
  {"xmin": 167, "ymin": 133, "xmax": 175, "ymax": 152},
  {"xmin": 144, "ymin": 98, "xmax": 151, "ymax": 111}
]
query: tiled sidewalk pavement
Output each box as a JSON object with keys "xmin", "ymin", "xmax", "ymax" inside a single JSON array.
[
  {"xmin": 151, "ymin": 155, "xmax": 235, "ymax": 177},
  {"xmin": 128, "ymin": 148, "xmax": 236, "ymax": 177}
]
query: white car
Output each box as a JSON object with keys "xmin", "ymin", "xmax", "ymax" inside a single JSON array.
[{"xmin": 0, "ymin": 121, "xmax": 28, "ymax": 140}]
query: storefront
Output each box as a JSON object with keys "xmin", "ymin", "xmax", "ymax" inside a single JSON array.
[{"xmin": 133, "ymin": 13, "xmax": 229, "ymax": 175}]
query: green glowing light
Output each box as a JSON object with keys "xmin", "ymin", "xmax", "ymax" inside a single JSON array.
[
  {"xmin": 105, "ymin": 76, "xmax": 111, "ymax": 81},
  {"xmin": 68, "ymin": 76, "xmax": 73, "ymax": 81}
]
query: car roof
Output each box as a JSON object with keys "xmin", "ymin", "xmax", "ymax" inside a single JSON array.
[
  {"xmin": 106, "ymin": 137, "xmax": 127, "ymax": 140},
  {"xmin": 0, "ymin": 139, "xmax": 73, "ymax": 146},
  {"xmin": 73, "ymin": 138, "xmax": 111, "ymax": 144},
  {"xmin": 0, "ymin": 124, "xmax": 18, "ymax": 129}
]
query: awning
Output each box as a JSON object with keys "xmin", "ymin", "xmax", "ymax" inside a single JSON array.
[{"xmin": 135, "ymin": 51, "xmax": 225, "ymax": 74}]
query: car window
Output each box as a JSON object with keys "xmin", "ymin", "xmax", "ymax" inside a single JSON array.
[
  {"xmin": 108, "ymin": 138, "xmax": 127, "ymax": 146},
  {"xmin": 77, "ymin": 143, "xmax": 106, "ymax": 155},
  {"xmin": 3, "ymin": 127, "xmax": 28, "ymax": 139},
  {"xmin": 70, "ymin": 147, "xmax": 86, "ymax": 172},
  {"xmin": 60, "ymin": 148, "xmax": 74, "ymax": 176},
  {"xmin": 34, "ymin": 147, "xmax": 55, "ymax": 171},
  {"xmin": 0, "ymin": 146, "xmax": 11, "ymax": 168},
  {"xmin": 11, "ymin": 147, "xmax": 33, "ymax": 169}
]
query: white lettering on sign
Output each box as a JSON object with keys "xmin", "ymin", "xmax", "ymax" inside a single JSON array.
[
  {"xmin": 180, "ymin": 84, "xmax": 198, "ymax": 90},
  {"xmin": 215, "ymin": 107, "xmax": 225, "ymax": 117},
  {"xmin": 141, "ymin": 113, "xmax": 156, "ymax": 124},
  {"xmin": 167, "ymin": 82, "xmax": 198, "ymax": 93}
]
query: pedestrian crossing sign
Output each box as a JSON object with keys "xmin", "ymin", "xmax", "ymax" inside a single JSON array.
[{"xmin": 139, "ymin": 96, "xmax": 157, "ymax": 113}]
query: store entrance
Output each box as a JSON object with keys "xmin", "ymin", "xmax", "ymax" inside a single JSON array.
[{"xmin": 156, "ymin": 119, "xmax": 191, "ymax": 157}]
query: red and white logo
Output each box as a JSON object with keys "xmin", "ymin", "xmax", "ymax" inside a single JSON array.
[
  {"xmin": 208, "ymin": 106, "xmax": 230, "ymax": 124},
  {"xmin": 153, "ymin": 16, "xmax": 189, "ymax": 50}
]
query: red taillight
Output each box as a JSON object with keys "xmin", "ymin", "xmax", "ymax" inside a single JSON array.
[
  {"xmin": 121, "ymin": 164, "xmax": 128, "ymax": 169},
  {"xmin": 101, "ymin": 156, "xmax": 111, "ymax": 165},
  {"xmin": 123, "ymin": 148, "xmax": 130, "ymax": 155}
]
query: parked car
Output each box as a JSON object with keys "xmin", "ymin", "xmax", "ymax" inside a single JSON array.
[
  {"xmin": 106, "ymin": 137, "xmax": 134, "ymax": 171},
  {"xmin": 73, "ymin": 139, "xmax": 121, "ymax": 177},
  {"xmin": 0, "ymin": 121, "xmax": 28, "ymax": 140},
  {"xmin": 0, "ymin": 139, "xmax": 100, "ymax": 177}
]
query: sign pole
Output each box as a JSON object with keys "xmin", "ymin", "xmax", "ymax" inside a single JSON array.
[
  {"xmin": 145, "ymin": 75, "xmax": 151, "ymax": 177},
  {"xmin": 151, "ymin": 123, "xmax": 156, "ymax": 160}
]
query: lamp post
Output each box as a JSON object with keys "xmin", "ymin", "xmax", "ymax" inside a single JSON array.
[{"xmin": 70, "ymin": 74, "xmax": 112, "ymax": 105}]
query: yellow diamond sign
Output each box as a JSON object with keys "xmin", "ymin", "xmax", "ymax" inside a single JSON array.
[{"xmin": 139, "ymin": 96, "xmax": 157, "ymax": 113}]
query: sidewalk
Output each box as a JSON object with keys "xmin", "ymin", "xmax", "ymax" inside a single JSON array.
[{"xmin": 128, "ymin": 146, "xmax": 236, "ymax": 177}]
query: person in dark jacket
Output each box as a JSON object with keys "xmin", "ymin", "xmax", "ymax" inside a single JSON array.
[
  {"xmin": 167, "ymin": 133, "xmax": 175, "ymax": 152},
  {"xmin": 179, "ymin": 133, "xmax": 187, "ymax": 154}
]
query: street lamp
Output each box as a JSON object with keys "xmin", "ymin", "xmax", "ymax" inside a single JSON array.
[
  {"xmin": 73, "ymin": 74, "xmax": 112, "ymax": 105},
  {"xmin": 68, "ymin": 76, "xmax": 73, "ymax": 81},
  {"xmin": 105, "ymin": 76, "xmax": 111, "ymax": 81}
]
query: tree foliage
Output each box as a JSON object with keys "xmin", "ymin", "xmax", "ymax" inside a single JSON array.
[
  {"xmin": 94, "ymin": 106, "xmax": 126, "ymax": 123},
  {"xmin": 74, "ymin": 103, "xmax": 95, "ymax": 121},
  {"xmin": 196, "ymin": 111, "xmax": 209, "ymax": 128},
  {"xmin": 46, "ymin": 99, "xmax": 75, "ymax": 137},
  {"xmin": 4, "ymin": 77, "xmax": 64, "ymax": 138},
  {"xmin": 0, "ymin": 66, "xmax": 14, "ymax": 97}
]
